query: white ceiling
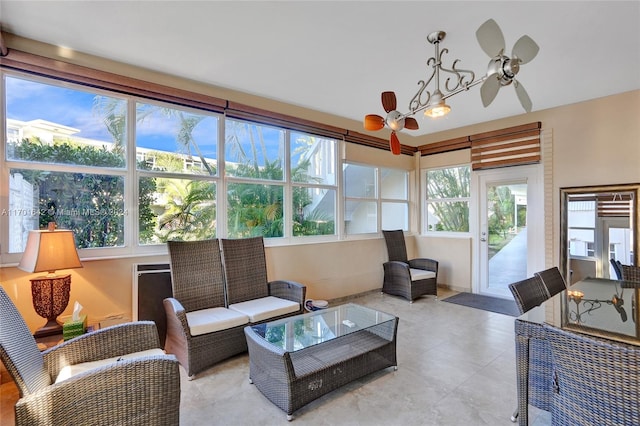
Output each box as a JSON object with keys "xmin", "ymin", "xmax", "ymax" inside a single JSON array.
[{"xmin": 1, "ymin": 1, "xmax": 639, "ymax": 146}]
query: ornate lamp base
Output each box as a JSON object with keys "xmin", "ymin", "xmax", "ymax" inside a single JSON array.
[{"xmin": 30, "ymin": 274, "xmax": 71, "ymax": 338}]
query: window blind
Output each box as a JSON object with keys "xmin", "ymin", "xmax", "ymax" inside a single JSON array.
[{"xmin": 470, "ymin": 122, "xmax": 541, "ymax": 170}]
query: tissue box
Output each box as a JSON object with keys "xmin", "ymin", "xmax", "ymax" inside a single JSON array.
[{"xmin": 63, "ymin": 315, "xmax": 87, "ymax": 341}]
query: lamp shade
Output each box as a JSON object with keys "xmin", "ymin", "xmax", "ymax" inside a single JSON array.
[{"xmin": 18, "ymin": 229, "xmax": 82, "ymax": 274}]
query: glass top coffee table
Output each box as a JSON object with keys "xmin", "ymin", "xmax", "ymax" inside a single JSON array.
[
  {"xmin": 250, "ymin": 302, "xmax": 396, "ymax": 352},
  {"xmin": 245, "ymin": 303, "xmax": 398, "ymax": 420}
]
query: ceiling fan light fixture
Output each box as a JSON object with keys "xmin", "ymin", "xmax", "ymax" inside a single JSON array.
[
  {"xmin": 424, "ymin": 102, "xmax": 451, "ymax": 118},
  {"xmin": 424, "ymin": 91, "xmax": 451, "ymax": 118},
  {"xmin": 363, "ymin": 19, "xmax": 539, "ymax": 154}
]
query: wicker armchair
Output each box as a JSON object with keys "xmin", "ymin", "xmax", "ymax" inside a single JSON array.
[
  {"xmin": 0, "ymin": 286, "xmax": 180, "ymax": 426},
  {"xmin": 382, "ymin": 230, "xmax": 438, "ymax": 302},
  {"xmin": 164, "ymin": 239, "xmax": 250, "ymax": 378},
  {"xmin": 220, "ymin": 236, "xmax": 306, "ymax": 323},
  {"xmin": 545, "ymin": 324, "xmax": 640, "ymax": 425}
]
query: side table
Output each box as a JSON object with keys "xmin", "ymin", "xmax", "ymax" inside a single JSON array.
[{"xmin": 35, "ymin": 333, "xmax": 64, "ymax": 351}]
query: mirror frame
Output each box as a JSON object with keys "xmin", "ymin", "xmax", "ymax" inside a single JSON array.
[{"xmin": 560, "ymin": 183, "xmax": 640, "ymax": 282}]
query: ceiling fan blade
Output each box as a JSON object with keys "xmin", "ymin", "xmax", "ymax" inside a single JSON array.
[
  {"xmin": 476, "ymin": 19, "xmax": 505, "ymax": 57},
  {"xmin": 514, "ymin": 80, "xmax": 532, "ymax": 112},
  {"xmin": 389, "ymin": 132, "xmax": 401, "ymax": 155},
  {"xmin": 404, "ymin": 117, "xmax": 419, "ymax": 130},
  {"xmin": 480, "ymin": 76, "xmax": 501, "ymax": 107},
  {"xmin": 381, "ymin": 91, "xmax": 397, "ymax": 113},
  {"xmin": 364, "ymin": 114, "xmax": 385, "ymax": 131},
  {"xmin": 512, "ymin": 35, "xmax": 539, "ymax": 64}
]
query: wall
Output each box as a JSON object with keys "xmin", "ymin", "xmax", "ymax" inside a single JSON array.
[{"xmin": 412, "ymin": 90, "xmax": 640, "ymax": 294}]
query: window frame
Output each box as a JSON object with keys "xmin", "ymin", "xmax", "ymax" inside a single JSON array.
[
  {"xmin": 422, "ymin": 165, "xmax": 471, "ymax": 236},
  {"xmin": 343, "ymin": 162, "xmax": 410, "ymax": 236},
  {"xmin": 1, "ymin": 69, "xmax": 343, "ymax": 262}
]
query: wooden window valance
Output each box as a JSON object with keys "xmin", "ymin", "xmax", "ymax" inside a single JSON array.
[
  {"xmin": 470, "ymin": 122, "xmax": 541, "ymax": 170},
  {"xmin": 225, "ymin": 102, "xmax": 345, "ymax": 140},
  {"xmin": 417, "ymin": 136, "xmax": 471, "ymax": 156},
  {"xmin": 344, "ymin": 131, "xmax": 415, "ymax": 156},
  {"xmin": 419, "ymin": 122, "xmax": 543, "ymax": 171},
  {"xmin": 0, "ymin": 48, "xmax": 415, "ymax": 155}
]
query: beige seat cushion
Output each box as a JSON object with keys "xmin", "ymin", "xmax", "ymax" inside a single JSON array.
[
  {"xmin": 55, "ymin": 348, "xmax": 165, "ymax": 383},
  {"xmin": 229, "ymin": 296, "xmax": 299, "ymax": 323},
  {"xmin": 187, "ymin": 307, "xmax": 249, "ymax": 336},
  {"xmin": 410, "ymin": 268, "xmax": 436, "ymax": 281}
]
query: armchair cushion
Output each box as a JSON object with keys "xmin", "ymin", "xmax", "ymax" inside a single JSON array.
[
  {"xmin": 55, "ymin": 348, "xmax": 165, "ymax": 383},
  {"xmin": 186, "ymin": 307, "xmax": 249, "ymax": 336},
  {"xmin": 410, "ymin": 268, "xmax": 436, "ymax": 281},
  {"xmin": 229, "ymin": 296, "xmax": 300, "ymax": 323}
]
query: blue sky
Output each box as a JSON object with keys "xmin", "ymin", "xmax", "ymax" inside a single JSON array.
[
  {"xmin": 6, "ymin": 75, "xmax": 219, "ymax": 159},
  {"xmin": 6, "ymin": 75, "xmax": 313, "ymax": 167}
]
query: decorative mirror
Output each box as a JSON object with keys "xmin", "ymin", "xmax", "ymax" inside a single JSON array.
[
  {"xmin": 560, "ymin": 183, "xmax": 639, "ymax": 339},
  {"xmin": 560, "ymin": 183, "xmax": 638, "ymax": 283}
]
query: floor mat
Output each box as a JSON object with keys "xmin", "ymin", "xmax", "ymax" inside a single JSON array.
[{"xmin": 442, "ymin": 292, "xmax": 519, "ymax": 317}]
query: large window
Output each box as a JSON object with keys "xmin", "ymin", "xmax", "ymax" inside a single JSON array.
[
  {"xmin": 2, "ymin": 71, "xmax": 338, "ymax": 261},
  {"xmin": 5, "ymin": 76, "xmax": 128, "ymax": 253},
  {"xmin": 224, "ymin": 121, "xmax": 337, "ymax": 238},
  {"xmin": 344, "ymin": 163, "xmax": 409, "ymax": 234},
  {"xmin": 135, "ymin": 101, "xmax": 219, "ymax": 244},
  {"xmin": 424, "ymin": 166, "xmax": 470, "ymax": 233}
]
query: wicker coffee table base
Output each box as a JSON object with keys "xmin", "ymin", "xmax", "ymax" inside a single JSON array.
[{"xmin": 244, "ymin": 319, "xmax": 398, "ymax": 420}]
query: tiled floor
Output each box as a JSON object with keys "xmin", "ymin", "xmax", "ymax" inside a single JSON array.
[{"xmin": 0, "ymin": 289, "xmax": 552, "ymax": 425}]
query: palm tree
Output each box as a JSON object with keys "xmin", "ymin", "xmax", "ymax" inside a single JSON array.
[{"xmin": 155, "ymin": 179, "xmax": 216, "ymax": 241}]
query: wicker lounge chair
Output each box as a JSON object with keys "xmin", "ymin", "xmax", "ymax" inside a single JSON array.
[
  {"xmin": 164, "ymin": 239, "xmax": 250, "ymax": 379},
  {"xmin": 545, "ymin": 324, "xmax": 640, "ymax": 425},
  {"xmin": 0, "ymin": 286, "xmax": 180, "ymax": 426},
  {"xmin": 220, "ymin": 236, "xmax": 306, "ymax": 323},
  {"xmin": 534, "ymin": 266, "xmax": 567, "ymax": 298},
  {"xmin": 381, "ymin": 229, "xmax": 438, "ymax": 302}
]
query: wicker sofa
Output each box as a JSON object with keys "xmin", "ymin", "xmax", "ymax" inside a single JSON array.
[
  {"xmin": 164, "ymin": 238, "xmax": 306, "ymax": 379},
  {"xmin": 221, "ymin": 237, "xmax": 306, "ymax": 323}
]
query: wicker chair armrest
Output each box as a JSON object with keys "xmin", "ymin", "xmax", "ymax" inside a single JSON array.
[
  {"xmin": 164, "ymin": 297, "xmax": 186, "ymax": 317},
  {"xmin": 43, "ymin": 321, "xmax": 161, "ymax": 379},
  {"xmin": 163, "ymin": 297, "xmax": 191, "ymax": 337},
  {"xmin": 268, "ymin": 280, "xmax": 307, "ymax": 305},
  {"xmin": 383, "ymin": 260, "xmax": 411, "ymax": 278},
  {"xmin": 409, "ymin": 258, "xmax": 438, "ymax": 274},
  {"xmin": 16, "ymin": 355, "xmax": 180, "ymax": 426}
]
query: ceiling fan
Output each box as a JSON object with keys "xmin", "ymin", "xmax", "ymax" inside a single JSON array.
[
  {"xmin": 364, "ymin": 91, "xmax": 419, "ymax": 155},
  {"xmin": 363, "ymin": 19, "xmax": 539, "ymax": 155},
  {"xmin": 476, "ymin": 19, "xmax": 539, "ymax": 113}
]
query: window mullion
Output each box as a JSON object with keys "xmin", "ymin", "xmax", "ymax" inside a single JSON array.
[
  {"xmin": 127, "ymin": 97, "xmax": 137, "ymax": 251},
  {"xmin": 284, "ymin": 129, "xmax": 292, "ymax": 239}
]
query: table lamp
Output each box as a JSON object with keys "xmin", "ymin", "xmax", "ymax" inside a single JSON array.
[{"xmin": 18, "ymin": 223, "xmax": 83, "ymax": 337}]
